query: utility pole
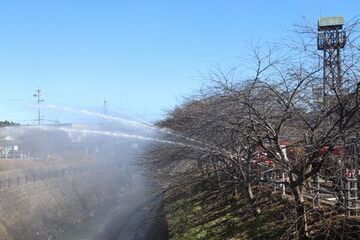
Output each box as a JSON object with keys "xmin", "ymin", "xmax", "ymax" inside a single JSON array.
[
  {"xmin": 104, "ymin": 98, "xmax": 108, "ymax": 116},
  {"xmin": 33, "ymin": 87, "xmax": 44, "ymax": 125}
]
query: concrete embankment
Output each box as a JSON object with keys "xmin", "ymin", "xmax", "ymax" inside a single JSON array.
[{"xmin": 0, "ymin": 165, "xmax": 131, "ymax": 240}]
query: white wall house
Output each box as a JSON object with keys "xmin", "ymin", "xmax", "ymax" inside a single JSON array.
[{"xmin": 0, "ymin": 136, "xmax": 20, "ymax": 158}]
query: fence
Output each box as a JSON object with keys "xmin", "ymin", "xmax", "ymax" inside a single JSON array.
[{"xmin": 0, "ymin": 161, "xmax": 122, "ymax": 191}]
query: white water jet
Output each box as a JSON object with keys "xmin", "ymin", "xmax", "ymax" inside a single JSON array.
[
  {"xmin": 40, "ymin": 104, "xmax": 224, "ymax": 153},
  {"xmin": 26, "ymin": 125, "xmax": 216, "ymax": 154},
  {"xmin": 41, "ymin": 104, "xmax": 153, "ymax": 129}
]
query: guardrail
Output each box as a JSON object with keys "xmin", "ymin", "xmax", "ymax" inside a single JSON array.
[{"xmin": 270, "ymin": 176, "xmax": 359, "ymax": 217}]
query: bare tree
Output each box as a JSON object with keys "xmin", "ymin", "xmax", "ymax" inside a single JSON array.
[{"xmin": 144, "ymin": 19, "xmax": 360, "ymax": 240}]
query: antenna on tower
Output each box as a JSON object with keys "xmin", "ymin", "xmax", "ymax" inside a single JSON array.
[{"xmin": 33, "ymin": 87, "xmax": 44, "ymax": 125}]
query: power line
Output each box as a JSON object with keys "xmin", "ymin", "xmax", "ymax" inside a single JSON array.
[{"xmin": 0, "ymin": 98, "xmax": 29, "ymax": 103}]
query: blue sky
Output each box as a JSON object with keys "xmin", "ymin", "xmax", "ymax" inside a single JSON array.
[{"xmin": 0, "ymin": 0, "xmax": 359, "ymax": 124}]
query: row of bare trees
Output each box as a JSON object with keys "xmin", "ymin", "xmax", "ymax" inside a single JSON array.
[{"xmin": 144, "ymin": 19, "xmax": 360, "ymax": 239}]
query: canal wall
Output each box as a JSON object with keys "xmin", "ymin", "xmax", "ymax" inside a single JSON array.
[{"xmin": 0, "ymin": 165, "xmax": 131, "ymax": 240}]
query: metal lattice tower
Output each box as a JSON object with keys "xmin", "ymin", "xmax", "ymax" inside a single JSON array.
[
  {"xmin": 317, "ymin": 17, "xmax": 360, "ymax": 216},
  {"xmin": 317, "ymin": 16, "xmax": 346, "ymax": 104}
]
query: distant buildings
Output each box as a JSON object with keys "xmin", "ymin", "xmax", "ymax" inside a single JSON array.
[{"xmin": 0, "ymin": 136, "xmax": 21, "ymax": 158}]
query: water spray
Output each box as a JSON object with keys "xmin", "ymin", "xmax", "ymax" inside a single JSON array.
[
  {"xmin": 40, "ymin": 104, "xmax": 228, "ymax": 155},
  {"xmin": 26, "ymin": 125, "xmax": 229, "ymax": 156}
]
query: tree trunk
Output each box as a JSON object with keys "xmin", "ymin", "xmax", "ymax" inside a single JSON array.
[
  {"xmin": 248, "ymin": 182, "xmax": 254, "ymax": 200},
  {"xmin": 248, "ymin": 182, "xmax": 261, "ymax": 214},
  {"xmin": 292, "ymin": 184, "xmax": 309, "ymax": 240}
]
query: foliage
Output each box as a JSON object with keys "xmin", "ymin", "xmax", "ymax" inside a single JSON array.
[{"xmin": 0, "ymin": 121, "xmax": 19, "ymax": 128}]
